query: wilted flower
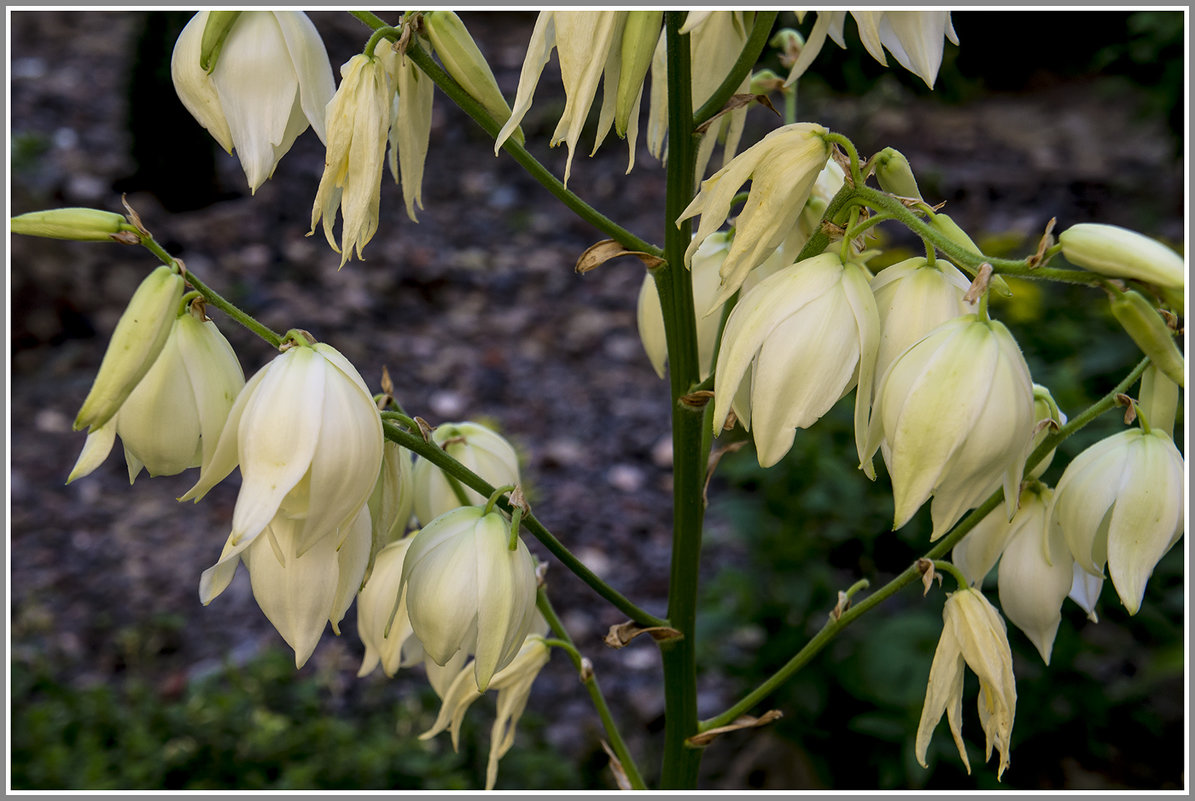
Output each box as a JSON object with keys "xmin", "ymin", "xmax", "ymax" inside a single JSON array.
[
  {"xmin": 171, "ymin": 11, "xmax": 335, "ymax": 192},
  {"xmin": 1058, "ymin": 222, "xmax": 1185, "ymax": 290},
  {"xmin": 388, "ymin": 49, "xmax": 435, "ymax": 222},
  {"xmin": 73, "ymin": 265, "xmax": 185, "ymax": 433},
  {"xmin": 311, "ymin": 44, "xmax": 395, "ymax": 266},
  {"xmin": 916, "ymin": 587, "xmax": 1016, "ymax": 779},
  {"xmin": 356, "ymin": 534, "xmax": 423, "ymax": 678},
  {"xmin": 869, "ymin": 256, "xmax": 973, "ymax": 389},
  {"xmin": 203, "ymin": 507, "xmax": 371, "ymax": 667},
  {"xmin": 677, "ymin": 123, "xmax": 831, "ymax": 307},
  {"xmin": 495, "ymin": 11, "xmax": 641, "ymax": 184},
  {"xmin": 786, "ymin": 11, "xmax": 959, "ymax": 89},
  {"xmin": 181, "ymin": 338, "xmax": 384, "ymax": 561},
  {"xmin": 995, "ymin": 485, "xmax": 1073, "ymax": 664},
  {"xmin": 411, "ymin": 421, "xmax": 521, "ymax": 526},
  {"xmin": 69, "ymin": 302, "xmax": 245, "ymax": 483},
  {"xmin": 712, "ymin": 251, "xmax": 879, "ymax": 469},
  {"xmin": 637, "ymin": 232, "xmax": 730, "ymax": 381},
  {"xmin": 865, "ymin": 314, "xmax": 1035, "ymax": 538},
  {"xmin": 1049, "ymin": 426, "xmax": 1185, "ymax": 615},
  {"xmin": 421, "ymin": 626, "xmax": 552, "ymax": 790},
  {"xmin": 400, "ymin": 506, "xmax": 538, "ymax": 691}
]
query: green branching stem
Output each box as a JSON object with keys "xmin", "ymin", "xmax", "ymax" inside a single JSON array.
[
  {"xmin": 140, "ymin": 235, "xmax": 283, "ymax": 349},
  {"xmin": 382, "ymin": 421, "xmax": 667, "ymax": 629},
  {"xmin": 692, "ymin": 11, "xmax": 780, "ymax": 127},
  {"xmin": 350, "ymin": 14, "xmax": 660, "ymax": 258},
  {"xmin": 699, "ymin": 355, "xmax": 1152, "ymax": 732},
  {"xmin": 536, "ymin": 590, "xmax": 647, "ymax": 790}
]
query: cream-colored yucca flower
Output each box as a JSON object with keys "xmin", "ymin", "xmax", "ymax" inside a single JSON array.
[
  {"xmin": 678, "ymin": 123, "xmax": 831, "ymax": 308},
  {"xmin": 637, "ymin": 232, "xmax": 730, "ymax": 381},
  {"xmin": 411, "ymin": 421, "xmax": 521, "ymax": 526},
  {"xmin": 713, "ymin": 252, "xmax": 879, "ymax": 469},
  {"xmin": 202, "ymin": 507, "xmax": 371, "ymax": 667},
  {"xmin": 648, "ymin": 11, "xmax": 752, "ymax": 180},
  {"xmin": 400, "ymin": 506, "xmax": 538, "ymax": 691},
  {"xmin": 916, "ymin": 587, "xmax": 1016, "ymax": 779},
  {"xmin": 1049, "ymin": 427, "xmax": 1185, "ymax": 615},
  {"xmin": 68, "ymin": 304, "xmax": 244, "ymax": 484},
  {"xmin": 420, "ymin": 626, "xmax": 551, "ymax": 790},
  {"xmin": 864, "ymin": 314, "xmax": 1035, "ymax": 538},
  {"xmin": 356, "ymin": 534, "xmax": 424, "ymax": 678},
  {"xmin": 786, "ymin": 11, "xmax": 958, "ymax": 89},
  {"xmin": 995, "ymin": 485, "xmax": 1073, "ymax": 664},
  {"xmin": 495, "ymin": 11, "xmax": 638, "ymax": 185},
  {"xmin": 869, "ymin": 256, "xmax": 973, "ymax": 391},
  {"xmin": 182, "ymin": 340, "xmax": 384, "ymax": 575},
  {"xmin": 366, "ymin": 439, "xmax": 415, "ymax": 567},
  {"xmin": 171, "ymin": 11, "xmax": 335, "ymax": 192},
  {"xmin": 311, "ymin": 45, "xmax": 395, "ymax": 267}
]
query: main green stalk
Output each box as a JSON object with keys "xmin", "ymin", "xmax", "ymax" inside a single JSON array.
[{"xmin": 656, "ymin": 11, "xmax": 706, "ymax": 790}]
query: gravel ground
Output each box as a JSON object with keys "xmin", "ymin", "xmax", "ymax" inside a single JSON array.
[{"xmin": 8, "ymin": 10, "xmax": 1184, "ymax": 790}]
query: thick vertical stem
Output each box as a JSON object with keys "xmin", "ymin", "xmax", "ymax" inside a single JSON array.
[{"xmin": 656, "ymin": 10, "xmax": 705, "ymax": 790}]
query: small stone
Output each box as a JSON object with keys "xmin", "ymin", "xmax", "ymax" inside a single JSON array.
[{"xmin": 607, "ymin": 463, "xmax": 645, "ymax": 492}]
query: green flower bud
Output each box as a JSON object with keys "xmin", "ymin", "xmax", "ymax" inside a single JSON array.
[
  {"xmin": 199, "ymin": 10, "xmax": 242, "ymax": 72},
  {"xmin": 1109, "ymin": 289, "xmax": 1185, "ymax": 387},
  {"xmin": 424, "ymin": 10, "xmax": 522, "ymax": 146},
  {"xmin": 74, "ymin": 265, "xmax": 185, "ymax": 432},
  {"xmin": 1059, "ymin": 222, "xmax": 1185, "ymax": 290},
  {"xmin": 873, "ymin": 147, "xmax": 922, "ymax": 200},
  {"xmin": 616, "ymin": 11, "xmax": 662, "ymax": 138},
  {"xmin": 11, "ymin": 207, "xmax": 130, "ymax": 242}
]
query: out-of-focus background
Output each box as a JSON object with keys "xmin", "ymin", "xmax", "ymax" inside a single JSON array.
[{"xmin": 8, "ymin": 10, "xmax": 1185, "ymax": 791}]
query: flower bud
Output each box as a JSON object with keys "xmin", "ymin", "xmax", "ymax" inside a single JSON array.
[
  {"xmin": 74, "ymin": 265, "xmax": 185, "ymax": 432},
  {"xmin": 1109, "ymin": 289, "xmax": 1185, "ymax": 387},
  {"xmin": 412, "ymin": 421, "xmax": 521, "ymax": 526},
  {"xmin": 616, "ymin": 11, "xmax": 662, "ymax": 138},
  {"xmin": 400, "ymin": 506, "xmax": 538, "ymax": 690},
  {"xmin": 713, "ymin": 251, "xmax": 879, "ymax": 469},
  {"xmin": 68, "ymin": 305, "xmax": 245, "ymax": 483},
  {"xmin": 1059, "ymin": 222, "xmax": 1185, "ymax": 290},
  {"xmin": 865, "ymin": 314, "xmax": 1036, "ymax": 538},
  {"xmin": 996, "ymin": 485, "xmax": 1072, "ymax": 664},
  {"xmin": 424, "ymin": 11, "xmax": 522, "ymax": 145},
  {"xmin": 1049, "ymin": 427, "xmax": 1184, "ymax": 615},
  {"xmin": 1139, "ymin": 364, "xmax": 1179, "ymax": 440},
  {"xmin": 356, "ymin": 534, "xmax": 423, "ymax": 678},
  {"xmin": 11, "ymin": 208, "xmax": 130, "ymax": 242},
  {"xmin": 183, "ymin": 339, "xmax": 384, "ymax": 566},
  {"xmin": 873, "ymin": 147, "xmax": 922, "ymax": 200}
]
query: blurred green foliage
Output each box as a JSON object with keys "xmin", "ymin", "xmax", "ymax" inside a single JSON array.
[
  {"xmin": 10, "ymin": 644, "xmax": 584, "ymax": 790},
  {"xmin": 702, "ymin": 260, "xmax": 1185, "ymax": 789}
]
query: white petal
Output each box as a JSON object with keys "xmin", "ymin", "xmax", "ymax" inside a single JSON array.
[
  {"xmin": 271, "ymin": 11, "xmax": 335, "ymax": 143},
  {"xmin": 170, "ymin": 12, "xmax": 234, "ymax": 152},
  {"xmin": 330, "ymin": 506, "xmax": 372, "ymax": 633},
  {"xmin": 495, "ymin": 12, "xmax": 555, "ymax": 153},
  {"xmin": 67, "ymin": 423, "xmax": 117, "ymax": 484}
]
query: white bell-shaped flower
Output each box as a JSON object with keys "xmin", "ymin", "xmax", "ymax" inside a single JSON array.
[
  {"xmin": 412, "ymin": 421, "xmax": 521, "ymax": 526},
  {"xmin": 713, "ymin": 251, "xmax": 879, "ymax": 469},
  {"xmin": 400, "ymin": 506, "xmax": 538, "ymax": 691},
  {"xmin": 69, "ymin": 303, "xmax": 245, "ymax": 484},
  {"xmin": 171, "ymin": 11, "xmax": 335, "ymax": 193},
  {"xmin": 864, "ymin": 314, "xmax": 1035, "ymax": 538},
  {"xmin": 1049, "ymin": 427, "xmax": 1185, "ymax": 615},
  {"xmin": 181, "ymin": 339, "xmax": 384, "ymax": 563}
]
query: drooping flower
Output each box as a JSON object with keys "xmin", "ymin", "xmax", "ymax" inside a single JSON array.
[
  {"xmin": 864, "ymin": 314, "xmax": 1036, "ymax": 538},
  {"xmin": 495, "ymin": 11, "xmax": 642, "ymax": 185},
  {"xmin": 388, "ymin": 48, "xmax": 435, "ymax": 222},
  {"xmin": 171, "ymin": 11, "xmax": 335, "ymax": 193},
  {"xmin": 356, "ymin": 534, "xmax": 423, "ymax": 678},
  {"xmin": 311, "ymin": 44, "xmax": 396, "ymax": 266},
  {"xmin": 786, "ymin": 11, "xmax": 959, "ymax": 89},
  {"xmin": 400, "ymin": 506, "xmax": 538, "ymax": 691},
  {"xmin": 677, "ymin": 123, "xmax": 831, "ymax": 307},
  {"xmin": 203, "ymin": 506, "xmax": 372, "ymax": 667},
  {"xmin": 73, "ymin": 265, "xmax": 185, "ymax": 433},
  {"xmin": 712, "ymin": 251, "xmax": 879, "ymax": 469},
  {"xmin": 1058, "ymin": 222, "xmax": 1185, "ymax": 291},
  {"xmin": 68, "ymin": 301, "xmax": 245, "ymax": 483},
  {"xmin": 181, "ymin": 338, "xmax": 384, "ymax": 564},
  {"xmin": 1049, "ymin": 426, "xmax": 1185, "ymax": 615},
  {"xmin": 420, "ymin": 618, "xmax": 552, "ymax": 790},
  {"xmin": 411, "ymin": 421, "xmax": 521, "ymax": 526},
  {"xmin": 916, "ymin": 587, "xmax": 1016, "ymax": 779},
  {"xmin": 366, "ymin": 439, "xmax": 415, "ymax": 568}
]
